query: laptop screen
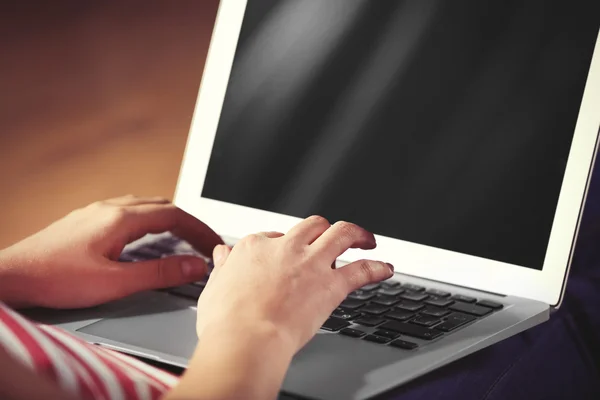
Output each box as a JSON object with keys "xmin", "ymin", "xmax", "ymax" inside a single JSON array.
[{"xmin": 201, "ymin": 0, "xmax": 599, "ymax": 271}]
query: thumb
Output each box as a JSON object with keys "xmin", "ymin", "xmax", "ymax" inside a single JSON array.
[{"xmin": 118, "ymin": 255, "xmax": 209, "ymax": 292}]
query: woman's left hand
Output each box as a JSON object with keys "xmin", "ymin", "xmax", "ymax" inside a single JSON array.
[{"xmin": 0, "ymin": 195, "xmax": 223, "ymax": 309}]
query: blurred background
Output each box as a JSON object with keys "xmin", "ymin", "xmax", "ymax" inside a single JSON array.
[{"xmin": 0, "ymin": 1, "xmax": 219, "ymax": 248}]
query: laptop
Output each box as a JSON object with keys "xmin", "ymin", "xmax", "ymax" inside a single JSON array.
[{"xmin": 29, "ymin": 1, "xmax": 600, "ymax": 399}]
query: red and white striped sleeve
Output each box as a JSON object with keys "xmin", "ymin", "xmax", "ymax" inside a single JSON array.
[{"xmin": 0, "ymin": 302, "xmax": 179, "ymax": 400}]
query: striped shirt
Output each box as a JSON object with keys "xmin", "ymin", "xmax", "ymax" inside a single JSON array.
[{"xmin": 0, "ymin": 302, "xmax": 178, "ymax": 400}]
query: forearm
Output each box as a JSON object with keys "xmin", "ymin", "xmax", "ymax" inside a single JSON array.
[
  {"xmin": 164, "ymin": 322, "xmax": 294, "ymax": 400},
  {"xmin": 0, "ymin": 344, "xmax": 79, "ymax": 400},
  {"xmin": 0, "ymin": 248, "xmax": 21, "ymax": 306},
  {"xmin": 0, "ymin": 246, "xmax": 35, "ymax": 308}
]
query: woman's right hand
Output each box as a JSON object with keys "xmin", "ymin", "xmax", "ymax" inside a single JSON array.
[
  {"xmin": 167, "ymin": 216, "xmax": 393, "ymax": 400},
  {"xmin": 197, "ymin": 215, "xmax": 394, "ymax": 352}
]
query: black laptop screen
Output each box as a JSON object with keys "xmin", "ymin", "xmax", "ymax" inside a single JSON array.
[{"xmin": 201, "ymin": 0, "xmax": 600, "ymax": 270}]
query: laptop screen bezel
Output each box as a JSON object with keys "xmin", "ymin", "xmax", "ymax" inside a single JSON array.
[{"xmin": 174, "ymin": 0, "xmax": 600, "ymax": 307}]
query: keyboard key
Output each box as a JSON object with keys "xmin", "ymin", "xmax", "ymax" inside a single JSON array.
[
  {"xmin": 192, "ymin": 279, "xmax": 207, "ymax": 287},
  {"xmin": 168, "ymin": 285, "xmax": 203, "ymax": 300},
  {"xmin": 400, "ymin": 292, "xmax": 429, "ymax": 302},
  {"xmin": 340, "ymin": 299, "xmax": 366, "ymax": 310},
  {"xmin": 361, "ymin": 304, "xmax": 390, "ymax": 315},
  {"xmin": 377, "ymin": 287, "xmax": 405, "ymax": 297},
  {"xmin": 355, "ymin": 316, "xmax": 386, "ymax": 327},
  {"xmin": 372, "ymin": 295, "xmax": 401, "ymax": 307},
  {"xmin": 331, "ymin": 308, "xmax": 361, "ymax": 320},
  {"xmin": 448, "ymin": 312, "xmax": 476, "ymax": 323},
  {"xmin": 380, "ymin": 321, "xmax": 443, "ymax": 340},
  {"xmin": 339, "ymin": 328, "xmax": 366, "ymax": 338},
  {"xmin": 451, "ymin": 295, "xmax": 477, "ymax": 303},
  {"xmin": 396, "ymin": 301, "xmax": 425, "ymax": 312},
  {"xmin": 421, "ymin": 306, "xmax": 451, "ymax": 318},
  {"xmin": 390, "ymin": 339, "xmax": 419, "ymax": 350},
  {"xmin": 124, "ymin": 251, "xmax": 147, "ymax": 261},
  {"xmin": 363, "ymin": 335, "xmax": 391, "ymax": 344},
  {"xmin": 118, "ymin": 253, "xmax": 137, "ymax": 262},
  {"xmin": 158, "ymin": 235, "xmax": 182, "ymax": 246},
  {"xmin": 145, "ymin": 246, "xmax": 170, "ymax": 257},
  {"xmin": 373, "ymin": 329, "xmax": 400, "ymax": 339},
  {"xmin": 132, "ymin": 247, "xmax": 164, "ymax": 259},
  {"xmin": 174, "ymin": 249, "xmax": 201, "ymax": 257},
  {"xmin": 424, "ymin": 297, "xmax": 454, "ymax": 308},
  {"xmin": 426, "ymin": 289, "xmax": 451, "ymax": 298},
  {"xmin": 360, "ymin": 283, "xmax": 381, "ymax": 291},
  {"xmin": 381, "ymin": 281, "xmax": 401, "ymax": 288},
  {"xmin": 477, "ymin": 300, "xmax": 503, "ymax": 310},
  {"xmin": 402, "ymin": 284, "xmax": 425, "ymax": 292},
  {"xmin": 385, "ymin": 309, "xmax": 414, "ymax": 321},
  {"xmin": 348, "ymin": 291, "xmax": 376, "ymax": 301},
  {"xmin": 449, "ymin": 302, "xmax": 493, "ymax": 317},
  {"xmin": 321, "ymin": 318, "xmax": 350, "ymax": 332},
  {"xmin": 434, "ymin": 312, "xmax": 476, "ymax": 332},
  {"xmin": 149, "ymin": 240, "xmax": 178, "ymax": 254},
  {"xmin": 410, "ymin": 315, "xmax": 441, "ymax": 327}
]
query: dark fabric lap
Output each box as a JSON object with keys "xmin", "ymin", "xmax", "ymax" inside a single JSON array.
[{"xmin": 381, "ymin": 275, "xmax": 600, "ymax": 400}]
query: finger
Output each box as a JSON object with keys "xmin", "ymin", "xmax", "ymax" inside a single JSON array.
[
  {"xmin": 335, "ymin": 260, "xmax": 394, "ymax": 294},
  {"xmin": 311, "ymin": 221, "xmax": 376, "ymax": 260},
  {"xmin": 113, "ymin": 255, "xmax": 209, "ymax": 293},
  {"xmin": 117, "ymin": 204, "xmax": 224, "ymax": 256},
  {"xmin": 212, "ymin": 244, "xmax": 232, "ymax": 268},
  {"xmin": 104, "ymin": 195, "xmax": 171, "ymax": 207},
  {"xmin": 285, "ymin": 215, "xmax": 330, "ymax": 244},
  {"xmin": 256, "ymin": 231, "xmax": 285, "ymax": 239}
]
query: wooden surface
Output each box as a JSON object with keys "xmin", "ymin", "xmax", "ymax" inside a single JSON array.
[{"xmin": 0, "ymin": 1, "xmax": 219, "ymax": 248}]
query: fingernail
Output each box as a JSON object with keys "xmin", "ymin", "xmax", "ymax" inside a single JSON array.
[
  {"xmin": 181, "ymin": 259, "xmax": 205, "ymax": 278},
  {"xmin": 386, "ymin": 262, "xmax": 395, "ymax": 275}
]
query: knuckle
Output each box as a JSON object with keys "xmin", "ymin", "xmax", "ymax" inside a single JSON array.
[
  {"xmin": 307, "ymin": 215, "xmax": 329, "ymax": 226},
  {"xmin": 154, "ymin": 258, "xmax": 168, "ymax": 284},
  {"xmin": 66, "ymin": 208, "xmax": 84, "ymax": 218},
  {"xmin": 89, "ymin": 200, "xmax": 108, "ymax": 209},
  {"xmin": 241, "ymin": 233, "xmax": 263, "ymax": 247},
  {"xmin": 357, "ymin": 259, "xmax": 376, "ymax": 283},
  {"xmin": 334, "ymin": 220, "xmax": 356, "ymax": 237},
  {"xmin": 107, "ymin": 206, "xmax": 130, "ymax": 224},
  {"xmin": 85, "ymin": 201, "xmax": 113, "ymax": 216}
]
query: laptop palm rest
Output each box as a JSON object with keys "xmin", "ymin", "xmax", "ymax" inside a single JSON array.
[{"xmin": 76, "ymin": 294, "xmax": 198, "ymax": 360}]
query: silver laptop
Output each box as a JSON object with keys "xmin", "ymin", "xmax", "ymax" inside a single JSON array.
[{"xmin": 29, "ymin": 1, "xmax": 600, "ymax": 399}]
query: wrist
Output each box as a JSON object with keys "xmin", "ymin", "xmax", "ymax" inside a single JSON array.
[
  {"xmin": 168, "ymin": 320, "xmax": 295, "ymax": 400},
  {"xmin": 201, "ymin": 317, "xmax": 295, "ymax": 351}
]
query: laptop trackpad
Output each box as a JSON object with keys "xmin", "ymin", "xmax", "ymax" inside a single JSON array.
[{"xmin": 76, "ymin": 296, "xmax": 198, "ymax": 360}]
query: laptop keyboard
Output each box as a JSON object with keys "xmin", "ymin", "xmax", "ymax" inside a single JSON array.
[
  {"xmin": 322, "ymin": 281, "xmax": 503, "ymax": 350},
  {"xmin": 120, "ymin": 236, "xmax": 504, "ymax": 351}
]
